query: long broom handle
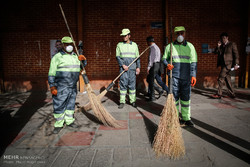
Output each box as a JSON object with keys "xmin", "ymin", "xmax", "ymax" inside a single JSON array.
[
  {"xmin": 169, "ymin": 17, "xmax": 173, "ymax": 94},
  {"xmin": 114, "ymin": 46, "xmax": 149, "ymax": 82},
  {"xmin": 105, "ymin": 46, "xmax": 149, "ymax": 91},
  {"xmin": 59, "ymin": 4, "xmax": 90, "ymax": 84}
]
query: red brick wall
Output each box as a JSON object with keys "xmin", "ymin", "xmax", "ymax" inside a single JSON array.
[{"xmin": 0, "ymin": 0, "xmax": 249, "ymax": 92}]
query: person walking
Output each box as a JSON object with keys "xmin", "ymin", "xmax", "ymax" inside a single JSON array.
[
  {"xmin": 212, "ymin": 32, "xmax": 239, "ymax": 99},
  {"xmin": 48, "ymin": 36, "xmax": 86, "ymax": 134},
  {"xmin": 162, "ymin": 26, "xmax": 197, "ymax": 127},
  {"xmin": 146, "ymin": 36, "xmax": 168, "ymax": 101},
  {"xmin": 116, "ymin": 29, "xmax": 140, "ymax": 109}
]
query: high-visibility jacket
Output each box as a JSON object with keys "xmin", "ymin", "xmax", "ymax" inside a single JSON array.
[
  {"xmin": 162, "ymin": 40, "xmax": 197, "ymax": 80},
  {"xmin": 116, "ymin": 41, "xmax": 140, "ymax": 70},
  {"xmin": 48, "ymin": 51, "xmax": 81, "ymax": 88}
]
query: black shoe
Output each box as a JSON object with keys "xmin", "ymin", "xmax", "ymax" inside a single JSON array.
[
  {"xmin": 118, "ymin": 103, "xmax": 124, "ymax": 109},
  {"xmin": 185, "ymin": 120, "xmax": 195, "ymax": 127},
  {"xmin": 158, "ymin": 91, "xmax": 164, "ymax": 98},
  {"xmin": 53, "ymin": 127, "xmax": 63, "ymax": 134},
  {"xmin": 179, "ymin": 119, "xmax": 185, "ymax": 126},
  {"xmin": 68, "ymin": 122, "xmax": 79, "ymax": 128},
  {"xmin": 131, "ymin": 102, "xmax": 137, "ymax": 108}
]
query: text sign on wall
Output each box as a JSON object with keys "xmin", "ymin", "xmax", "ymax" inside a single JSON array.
[{"xmin": 151, "ymin": 22, "xmax": 163, "ymax": 29}]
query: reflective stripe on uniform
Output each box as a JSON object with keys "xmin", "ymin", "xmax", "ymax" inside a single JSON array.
[
  {"xmin": 121, "ymin": 52, "xmax": 136, "ymax": 56},
  {"xmin": 65, "ymin": 113, "xmax": 73, "ymax": 118},
  {"xmin": 58, "ymin": 65, "xmax": 80, "ymax": 69},
  {"xmin": 180, "ymin": 100, "xmax": 191, "ymax": 121},
  {"xmin": 172, "ymin": 55, "xmax": 190, "ymax": 60},
  {"xmin": 55, "ymin": 115, "xmax": 65, "ymax": 121},
  {"xmin": 129, "ymin": 89, "xmax": 136, "ymax": 103},
  {"xmin": 65, "ymin": 110, "xmax": 75, "ymax": 125},
  {"xmin": 53, "ymin": 113, "xmax": 65, "ymax": 127}
]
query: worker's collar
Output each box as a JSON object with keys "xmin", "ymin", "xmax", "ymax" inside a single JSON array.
[
  {"xmin": 173, "ymin": 40, "xmax": 187, "ymax": 46},
  {"xmin": 123, "ymin": 40, "xmax": 133, "ymax": 45},
  {"xmin": 60, "ymin": 50, "xmax": 75, "ymax": 55}
]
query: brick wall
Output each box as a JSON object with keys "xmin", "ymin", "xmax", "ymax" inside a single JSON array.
[{"xmin": 0, "ymin": 0, "xmax": 249, "ymax": 92}]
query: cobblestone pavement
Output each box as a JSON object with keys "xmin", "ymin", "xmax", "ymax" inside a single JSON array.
[{"xmin": 0, "ymin": 87, "xmax": 249, "ymax": 167}]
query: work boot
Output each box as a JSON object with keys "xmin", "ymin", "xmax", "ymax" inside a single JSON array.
[
  {"xmin": 118, "ymin": 103, "xmax": 124, "ymax": 109},
  {"xmin": 131, "ymin": 102, "xmax": 137, "ymax": 108},
  {"xmin": 68, "ymin": 122, "xmax": 79, "ymax": 128},
  {"xmin": 53, "ymin": 127, "xmax": 63, "ymax": 134},
  {"xmin": 185, "ymin": 120, "xmax": 195, "ymax": 127}
]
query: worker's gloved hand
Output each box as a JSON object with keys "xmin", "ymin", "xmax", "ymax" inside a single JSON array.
[
  {"xmin": 167, "ymin": 64, "xmax": 174, "ymax": 70},
  {"xmin": 191, "ymin": 77, "xmax": 197, "ymax": 87},
  {"xmin": 50, "ymin": 86, "xmax": 58, "ymax": 96},
  {"xmin": 78, "ymin": 55, "xmax": 86, "ymax": 61}
]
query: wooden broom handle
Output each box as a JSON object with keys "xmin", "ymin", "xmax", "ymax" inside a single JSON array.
[
  {"xmin": 59, "ymin": 4, "xmax": 86, "ymax": 74},
  {"xmin": 113, "ymin": 46, "xmax": 150, "ymax": 82}
]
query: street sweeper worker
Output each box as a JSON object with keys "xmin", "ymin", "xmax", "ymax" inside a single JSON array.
[
  {"xmin": 162, "ymin": 26, "xmax": 197, "ymax": 127},
  {"xmin": 116, "ymin": 28, "xmax": 140, "ymax": 109},
  {"xmin": 48, "ymin": 36, "xmax": 87, "ymax": 134}
]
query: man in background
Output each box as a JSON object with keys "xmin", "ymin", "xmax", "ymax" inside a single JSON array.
[{"xmin": 212, "ymin": 32, "xmax": 239, "ymax": 99}]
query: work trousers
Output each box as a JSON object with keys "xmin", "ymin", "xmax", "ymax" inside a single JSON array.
[
  {"xmin": 52, "ymin": 86, "xmax": 77, "ymax": 127},
  {"xmin": 172, "ymin": 77, "xmax": 191, "ymax": 121},
  {"xmin": 119, "ymin": 69, "xmax": 136, "ymax": 104}
]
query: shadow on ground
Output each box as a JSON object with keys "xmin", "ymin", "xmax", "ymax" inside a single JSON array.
[
  {"xmin": 184, "ymin": 118, "xmax": 250, "ymax": 164},
  {"xmin": 0, "ymin": 87, "xmax": 47, "ymax": 156}
]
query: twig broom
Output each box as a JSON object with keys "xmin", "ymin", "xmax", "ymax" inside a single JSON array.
[
  {"xmin": 153, "ymin": 18, "xmax": 185, "ymax": 159},
  {"xmin": 59, "ymin": 4, "xmax": 121, "ymax": 128},
  {"xmin": 83, "ymin": 46, "xmax": 150, "ymax": 111}
]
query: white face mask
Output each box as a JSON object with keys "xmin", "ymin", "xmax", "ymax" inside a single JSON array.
[
  {"xmin": 177, "ymin": 35, "xmax": 184, "ymax": 43},
  {"xmin": 66, "ymin": 45, "xmax": 73, "ymax": 53}
]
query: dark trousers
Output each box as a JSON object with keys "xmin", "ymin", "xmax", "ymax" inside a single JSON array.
[
  {"xmin": 147, "ymin": 63, "xmax": 160, "ymax": 99},
  {"xmin": 155, "ymin": 74, "xmax": 168, "ymax": 92},
  {"xmin": 217, "ymin": 66, "xmax": 235, "ymax": 96}
]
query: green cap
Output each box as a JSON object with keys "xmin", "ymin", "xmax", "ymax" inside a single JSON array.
[
  {"xmin": 120, "ymin": 29, "xmax": 130, "ymax": 36},
  {"xmin": 61, "ymin": 36, "xmax": 73, "ymax": 43},
  {"xmin": 174, "ymin": 26, "xmax": 185, "ymax": 33}
]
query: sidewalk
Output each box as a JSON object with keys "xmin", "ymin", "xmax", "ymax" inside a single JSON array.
[{"xmin": 0, "ymin": 87, "xmax": 249, "ymax": 167}]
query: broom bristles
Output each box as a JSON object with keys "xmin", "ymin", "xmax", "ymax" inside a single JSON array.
[
  {"xmin": 83, "ymin": 89, "xmax": 107, "ymax": 111},
  {"xmin": 153, "ymin": 94, "xmax": 185, "ymax": 159},
  {"xmin": 85, "ymin": 84, "xmax": 122, "ymax": 128}
]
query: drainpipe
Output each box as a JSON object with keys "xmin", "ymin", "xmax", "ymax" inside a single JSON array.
[{"xmin": 165, "ymin": 0, "xmax": 169, "ymax": 86}]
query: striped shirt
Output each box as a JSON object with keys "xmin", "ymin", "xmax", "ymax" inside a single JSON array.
[{"xmin": 148, "ymin": 43, "xmax": 161, "ymax": 70}]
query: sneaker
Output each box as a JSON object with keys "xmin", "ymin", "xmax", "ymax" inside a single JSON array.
[
  {"xmin": 118, "ymin": 103, "xmax": 124, "ymax": 109},
  {"xmin": 185, "ymin": 120, "xmax": 195, "ymax": 127},
  {"xmin": 131, "ymin": 102, "xmax": 137, "ymax": 108},
  {"xmin": 68, "ymin": 122, "xmax": 79, "ymax": 128},
  {"xmin": 53, "ymin": 127, "xmax": 63, "ymax": 134},
  {"xmin": 211, "ymin": 94, "xmax": 221, "ymax": 99}
]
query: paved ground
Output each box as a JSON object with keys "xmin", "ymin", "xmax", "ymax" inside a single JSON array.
[{"xmin": 0, "ymin": 87, "xmax": 249, "ymax": 167}]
